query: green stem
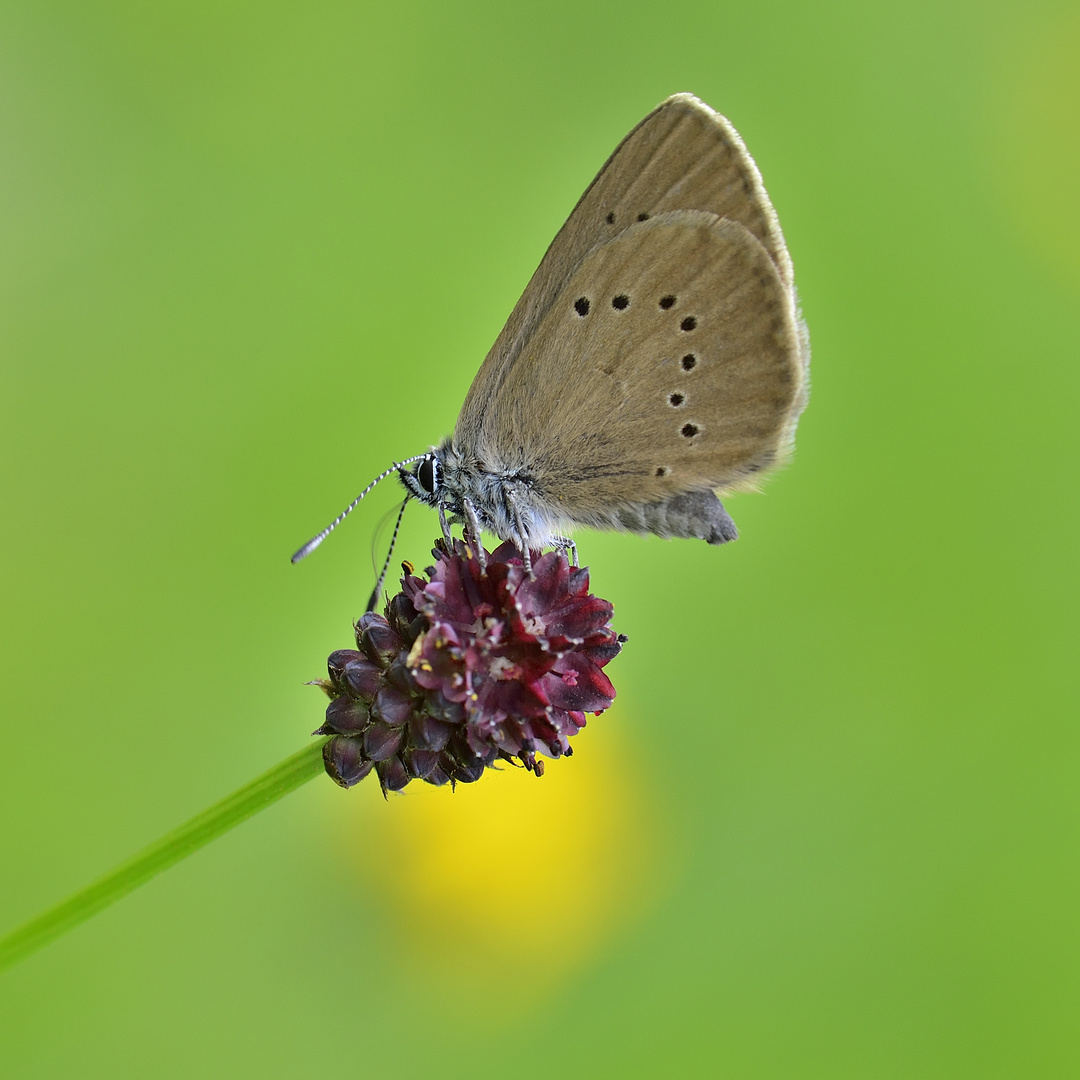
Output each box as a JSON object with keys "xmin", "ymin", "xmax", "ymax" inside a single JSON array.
[{"xmin": 0, "ymin": 738, "xmax": 329, "ymax": 974}]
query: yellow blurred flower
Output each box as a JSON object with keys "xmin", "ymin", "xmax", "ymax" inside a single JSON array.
[{"xmin": 336, "ymin": 713, "xmax": 668, "ymax": 1007}]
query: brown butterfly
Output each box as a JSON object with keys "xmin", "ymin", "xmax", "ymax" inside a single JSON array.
[{"xmin": 294, "ymin": 93, "xmax": 809, "ymax": 592}]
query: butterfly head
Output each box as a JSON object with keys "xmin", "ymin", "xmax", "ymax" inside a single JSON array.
[{"xmin": 398, "ymin": 451, "xmax": 443, "ymax": 507}]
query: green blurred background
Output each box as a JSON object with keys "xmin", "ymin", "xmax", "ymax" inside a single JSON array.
[{"xmin": 2, "ymin": 0, "xmax": 1078, "ymax": 1075}]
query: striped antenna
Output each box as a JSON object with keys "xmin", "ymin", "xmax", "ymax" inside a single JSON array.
[
  {"xmin": 365, "ymin": 497, "xmax": 410, "ymax": 612},
  {"xmin": 290, "ymin": 457, "xmax": 426, "ymax": 564}
]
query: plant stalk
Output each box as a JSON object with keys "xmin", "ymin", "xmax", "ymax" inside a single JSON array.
[{"xmin": 0, "ymin": 738, "xmax": 328, "ymax": 974}]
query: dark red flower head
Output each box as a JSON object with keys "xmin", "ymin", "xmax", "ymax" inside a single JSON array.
[{"xmin": 315, "ymin": 539, "xmax": 624, "ymax": 793}]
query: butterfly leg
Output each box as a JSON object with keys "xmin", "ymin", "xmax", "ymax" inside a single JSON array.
[
  {"xmin": 505, "ymin": 488, "xmax": 533, "ymax": 576},
  {"xmin": 438, "ymin": 501, "xmax": 452, "ymax": 545},
  {"xmin": 461, "ymin": 498, "xmax": 487, "ymax": 571},
  {"xmin": 552, "ymin": 536, "xmax": 579, "ymax": 567}
]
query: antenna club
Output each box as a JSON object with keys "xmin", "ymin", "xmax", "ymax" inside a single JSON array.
[{"xmin": 290, "ymin": 536, "xmax": 325, "ymax": 563}]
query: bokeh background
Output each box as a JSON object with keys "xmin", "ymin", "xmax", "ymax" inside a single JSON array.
[{"xmin": 2, "ymin": 0, "xmax": 1078, "ymax": 1076}]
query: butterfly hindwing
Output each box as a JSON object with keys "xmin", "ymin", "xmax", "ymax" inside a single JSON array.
[{"xmin": 463, "ymin": 211, "xmax": 803, "ymax": 532}]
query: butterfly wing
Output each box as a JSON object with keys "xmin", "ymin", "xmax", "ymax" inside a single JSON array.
[
  {"xmin": 463, "ymin": 210, "xmax": 804, "ymax": 534},
  {"xmin": 455, "ymin": 93, "xmax": 803, "ymax": 447}
]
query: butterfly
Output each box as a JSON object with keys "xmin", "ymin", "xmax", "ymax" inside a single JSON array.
[{"xmin": 294, "ymin": 93, "xmax": 808, "ymax": 598}]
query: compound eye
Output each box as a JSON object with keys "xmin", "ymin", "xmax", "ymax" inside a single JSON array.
[{"xmin": 416, "ymin": 455, "xmax": 437, "ymax": 494}]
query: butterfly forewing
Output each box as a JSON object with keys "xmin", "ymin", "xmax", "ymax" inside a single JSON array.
[
  {"xmin": 466, "ymin": 211, "xmax": 803, "ymax": 522},
  {"xmin": 455, "ymin": 94, "xmax": 799, "ymax": 447}
]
